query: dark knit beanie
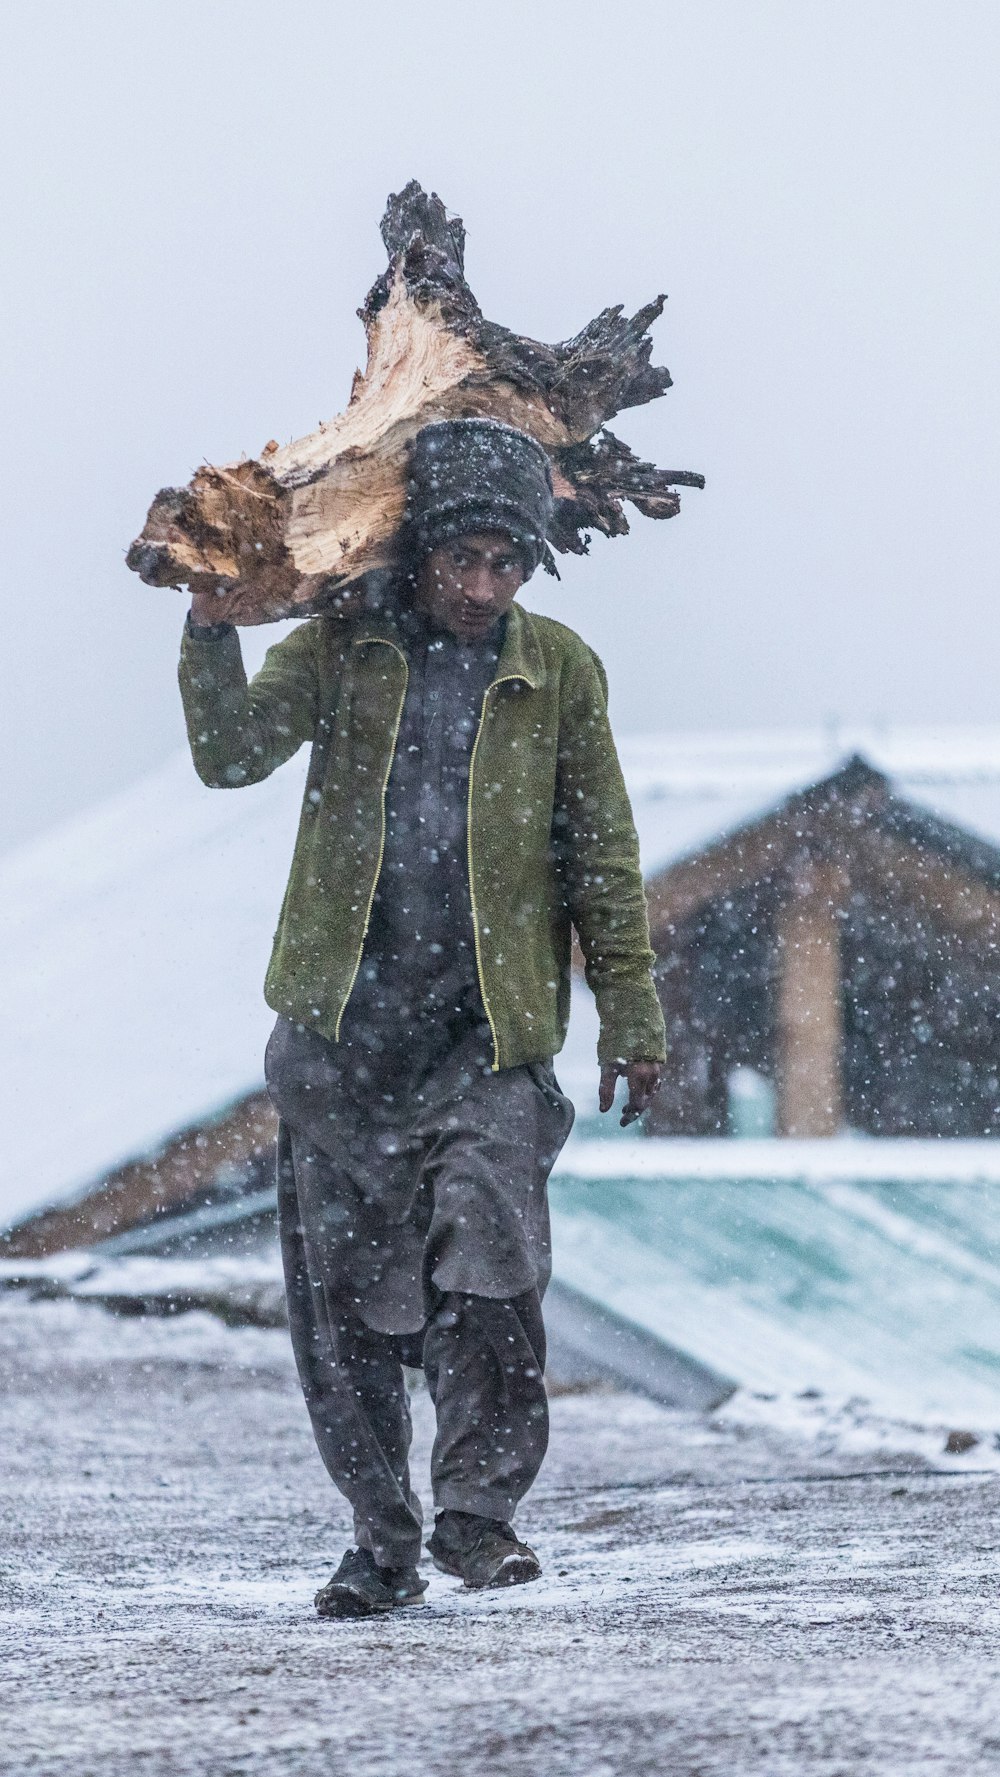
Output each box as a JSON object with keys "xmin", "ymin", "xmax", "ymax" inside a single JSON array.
[{"xmin": 405, "ymin": 418, "xmax": 554, "ymax": 576}]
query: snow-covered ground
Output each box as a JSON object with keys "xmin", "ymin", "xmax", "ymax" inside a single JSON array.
[{"xmin": 2, "ymin": 1294, "xmax": 999, "ymax": 1777}]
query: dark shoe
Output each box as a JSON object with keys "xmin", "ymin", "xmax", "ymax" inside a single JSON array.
[
  {"xmin": 314, "ymin": 1547, "xmax": 428, "ymax": 1619},
  {"xmin": 427, "ymin": 1510, "xmax": 541, "ymax": 1590}
]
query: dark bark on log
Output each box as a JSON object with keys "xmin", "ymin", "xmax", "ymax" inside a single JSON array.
[{"xmin": 128, "ymin": 181, "xmax": 704, "ymax": 624}]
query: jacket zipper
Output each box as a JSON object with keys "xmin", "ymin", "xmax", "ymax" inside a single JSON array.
[
  {"xmin": 467, "ymin": 675, "xmax": 524, "ymax": 1073},
  {"xmin": 334, "ymin": 640, "xmax": 410, "ymax": 1041}
]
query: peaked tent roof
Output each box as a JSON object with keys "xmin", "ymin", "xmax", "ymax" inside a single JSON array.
[
  {"xmin": 623, "ymin": 724, "xmax": 1000, "ymax": 878},
  {"xmin": 644, "ymin": 751, "xmax": 1000, "ymax": 943}
]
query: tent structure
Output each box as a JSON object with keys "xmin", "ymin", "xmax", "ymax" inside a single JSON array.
[{"xmin": 643, "ymin": 751, "xmax": 1000, "ymax": 1139}]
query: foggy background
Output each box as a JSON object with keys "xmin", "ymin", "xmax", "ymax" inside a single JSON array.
[{"xmin": 2, "ymin": 0, "xmax": 998, "ymax": 854}]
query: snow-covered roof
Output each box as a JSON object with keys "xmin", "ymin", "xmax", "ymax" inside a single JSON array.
[
  {"xmin": 7, "ymin": 722, "xmax": 1000, "ymax": 1230},
  {"xmin": 1, "ymin": 750, "xmax": 308, "ymax": 1229},
  {"xmin": 619, "ymin": 724, "xmax": 1000, "ymax": 878}
]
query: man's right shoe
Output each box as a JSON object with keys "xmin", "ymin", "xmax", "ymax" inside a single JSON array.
[
  {"xmin": 314, "ymin": 1546, "xmax": 428, "ymax": 1619},
  {"xmin": 426, "ymin": 1510, "xmax": 542, "ymax": 1590}
]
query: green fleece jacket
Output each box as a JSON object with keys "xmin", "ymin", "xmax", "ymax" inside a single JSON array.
[{"xmin": 178, "ymin": 599, "xmax": 665, "ymax": 1071}]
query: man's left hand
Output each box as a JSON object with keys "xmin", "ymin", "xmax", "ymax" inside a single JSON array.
[{"xmin": 598, "ymin": 1059, "xmax": 663, "ymax": 1128}]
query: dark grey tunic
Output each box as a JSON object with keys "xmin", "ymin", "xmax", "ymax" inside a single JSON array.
[{"xmin": 343, "ymin": 605, "xmax": 499, "ymax": 1041}]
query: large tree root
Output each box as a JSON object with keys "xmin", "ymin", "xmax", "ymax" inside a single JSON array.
[{"xmin": 127, "ymin": 182, "xmax": 703, "ymax": 624}]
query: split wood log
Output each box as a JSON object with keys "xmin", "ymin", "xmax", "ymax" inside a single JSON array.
[{"xmin": 127, "ymin": 182, "xmax": 704, "ymax": 624}]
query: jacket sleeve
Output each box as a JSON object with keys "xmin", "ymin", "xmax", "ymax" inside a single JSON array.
[
  {"xmin": 178, "ymin": 618, "xmax": 319, "ymax": 787},
  {"xmin": 554, "ymin": 645, "xmax": 667, "ymax": 1064}
]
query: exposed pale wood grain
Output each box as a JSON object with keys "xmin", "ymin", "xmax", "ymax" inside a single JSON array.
[{"xmin": 128, "ymin": 182, "xmax": 702, "ymax": 624}]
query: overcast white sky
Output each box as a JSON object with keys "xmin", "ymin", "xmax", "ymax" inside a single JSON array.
[{"xmin": 3, "ymin": 1, "xmax": 999, "ymax": 852}]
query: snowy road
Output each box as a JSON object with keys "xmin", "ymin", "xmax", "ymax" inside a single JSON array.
[{"xmin": 2, "ymin": 1297, "xmax": 999, "ymax": 1776}]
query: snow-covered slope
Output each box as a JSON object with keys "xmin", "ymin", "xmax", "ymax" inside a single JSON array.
[
  {"xmin": 1, "ymin": 749, "xmax": 307, "ymax": 1227},
  {"xmin": 621, "ymin": 722, "xmax": 1000, "ymax": 875}
]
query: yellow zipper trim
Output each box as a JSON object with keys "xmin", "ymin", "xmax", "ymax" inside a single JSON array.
[
  {"xmin": 467, "ymin": 674, "xmax": 525, "ymax": 1073},
  {"xmin": 334, "ymin": 639, "xmax": 410, "ymax": 1041}
]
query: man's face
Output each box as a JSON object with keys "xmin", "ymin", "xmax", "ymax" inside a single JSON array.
[{"xmin": 414, "ymin": 531, "xmax": 528, "ymax": 641}]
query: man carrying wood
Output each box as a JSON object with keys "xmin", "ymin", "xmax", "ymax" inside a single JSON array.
[{"xmin": 178, "ymin": 416, "xmax": 665, "ymax": 1617}]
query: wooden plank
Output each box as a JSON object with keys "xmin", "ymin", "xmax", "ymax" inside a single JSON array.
[
  {"xmin": 774, "ymin": 862, "xmax": 846, "ymax": 1138},
  {"xmin": 853, "ymin": 825, "xmax": 1000, "ymax": 953},
  {"xmin": 2, "ymin": 1092, "xmax": 276, "ymax": 1257},
  {"xmin": 645, "ymin": 758, "xmax": 890, "ymax": 943}
]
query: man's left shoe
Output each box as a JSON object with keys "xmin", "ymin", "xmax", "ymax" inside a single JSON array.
[
  {"xmin": 427, "ymin": 1510, "xmax": 541, "ymax": 1589},
  {"xmin": 314, "ymin": 1547, "xmax": 428, "ymax": 1619}
]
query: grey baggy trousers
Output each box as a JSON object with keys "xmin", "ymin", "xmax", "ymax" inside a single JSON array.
[
  {"xmin": 280, "ymin": 1169, "xmax": 548, "ymax": 1565},
  {"xmin": 269, "ymin": 1015, "xmax": 573, "ymax": 1568}
]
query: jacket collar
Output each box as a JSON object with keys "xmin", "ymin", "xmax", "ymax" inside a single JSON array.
[
  {"xmin": 350, "ymin": 596, "xmax": 545, "ymax": 691},
  {"xmin": 496, "ymin": 602, "xmax": 545, "ymax": 690}
]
